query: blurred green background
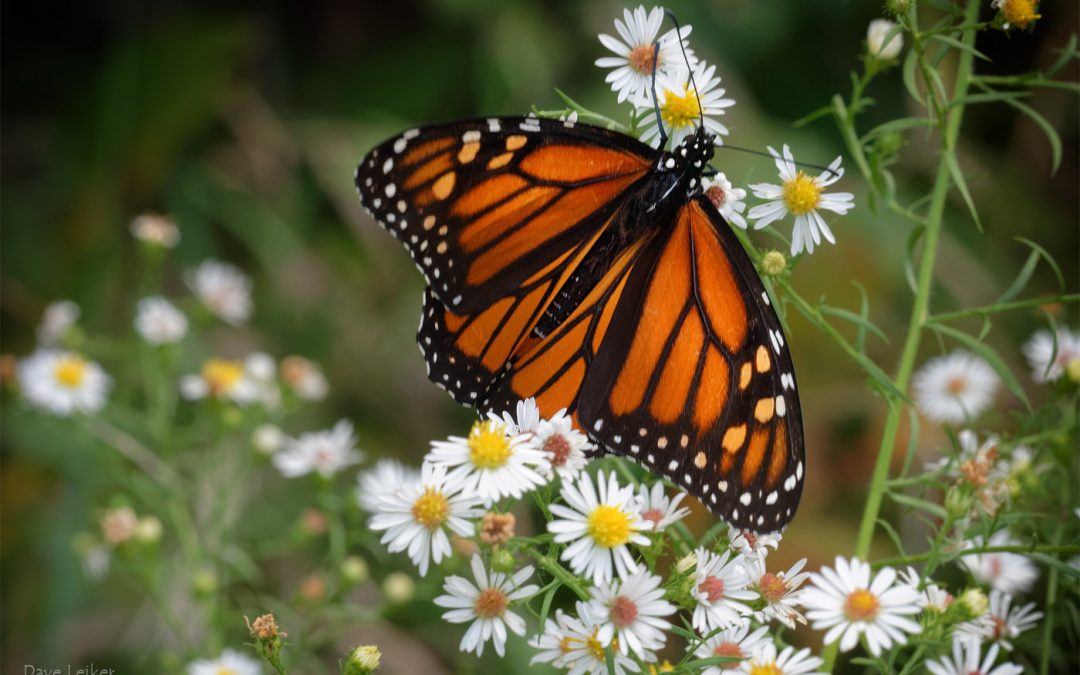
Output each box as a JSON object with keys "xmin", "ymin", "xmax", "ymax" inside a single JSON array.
[{"xmin": 2, "ymin": 0, "xmax": 1077, "ymax": 672}]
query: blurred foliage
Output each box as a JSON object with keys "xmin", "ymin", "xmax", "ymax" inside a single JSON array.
[{"xmin": 1, "ymin": 0, "xmax": 1077, "ymax": 672}]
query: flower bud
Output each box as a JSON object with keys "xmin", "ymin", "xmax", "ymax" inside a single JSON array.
[
  {"xmin": 675, "ymin": 551, "xmax": 698, "ymax": 575},
  {"xmin": 382, "ymin": 571, "xmax": 415, "ymax": 604},
  {"xmin": 490, "ymin": 548, "xmax": 516, "ymax": 573},
  {"xmin": 761, "ymin": 251, "xmax": 786, "ymax": 277},
  {"xmin": 192, "ymin": 568, "xmax": 218, "ymax": 595},
  {"xmin": 867, "ymin": 19, "xmax": 904, "ymax": 60},
  {"xmin": 341, "ymin": 555, "xmax": 370, "ymax": 584},
  {"xmin": 134, "ymin": 515, "xmax": 163, "ymax": 543},
  {"xmin": 1066, "ymin": 357, "xmax": 1080, "ymax": 384},
  {"xmin": 101, "ymin": 506, "xmax": 138, "ymax": 546},
  {"xmin": 885, "ymin": 0, "xmax": 911, "ymax": 17},
  {"xmin": 957, "ymin": 588, "xmax": 988, "ymax": 620},
  {"xmin": 343, "ymin": 645, "xmax": 381, "ymax": 675}
]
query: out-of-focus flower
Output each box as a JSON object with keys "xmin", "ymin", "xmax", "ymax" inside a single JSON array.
[
  {"xmin": 584, "ymin": 571, "xmax": 676, "ymax": 660},
  {"xmin": 727, "ymin": 529, "xmax": 782, "ymax": 561},
  {"xmin": 382, "ymin": 571, "xmax": 415, "ymax": 603},
  {"xmin": 130, "ymin": 213, "xmax": 180, "ymax": 248},
  {"xmin": 638, "ymin": 60, "xmax": 735, "ymax": 149},
  {"xmin": 133, "ymin": 515, "xmax": 163, "ymax": 543},
  {"xmin": 252, "ymin": 424, "xmax": 287, "ymax": 455},
  {"xmin": 959, "ymin": 531, "xmax": 1039, "ymax": 594},
  {"xmin": 357, "ymin": 458, "xmax": 420, "ymax": 512},
  {"xmin": 301, "ymin": 508, "xmax": 328, "ymax": 535},
  {"xmin": 912, "ymin": 351, "xmax": 999, "ymax": 424},
  {"xmin": 245, "ymin": 352, "xmax": 281, "ymax": 409},
  {"xmin": 273, "ymin": 420, "xmax": 364, "ymax": 479},
  {"xmin": 548, "ymin": 470, "xmax": 652, "ymax": 584},
  {"xmin": 594, "ymin": 5, "xmax": 694, "ymax": 105},
  {"xmin": 636, "ymin": 482, "xmax": 690, "ymax": 532},
  {"xmin": 479, "ymin": 512, "xmax": 516, "ymax": 546},
  {"xmin": 867, "ymin": 19, "xmax": 904, "ymax": 60},
  {"xmin": 898, "ymin": 567, "xmax": 953, "ymax": 612},
  {"xmin": 741, "ymin": 643, "xmax": 824, "ymax": 675},
  {"xmin": 691, "ymin": 548, "xmax": 755, "ymax": 633},
  {"xmin": 184, "ymin": 259, "xmax": 252, "ymax": 325},
  {"xmin": 134, "ymin": 296, "xmax": 188, "ymax": 344},
  {"xmin": 37, "ymin": 300, "xmax": 79, "ymax": 345},
  {"xmin": 956, "ymin": 589, "xmax": 1042, "ymax": 651},
  {"xmin": 179, "ymin": 358, "xmax": 260, "ymax": 405},
  {"xmin": 1022, "ymin": 328, "xmax": 1080, "ymax": 383},
  {"xmin": 370, "ymin": 463, "xmax": 483, "ymax": 576},
  {"xmin": 434, "ymin": 555, "xmax": 538, "ymax": 657},
  {"xmin": 925, "ymin": 636, "xmax": 1023, "ymax": 675},
  {"xmin": 299, "ymin": 573, "xmax": 327, "ymax": 602},
  {"xmin": 488, "ymin": 397, "xmax": 541, "ymax": 435},
  {"xmin": 801, "ymin": 557, "xmax": 921, "ymax": 657},
  {"xmin": 281, "ymin": 355, "xmax": 329, "ymax": 401},
  {"xmin": 703, "ymin": 173, "xmax": 748, "ymax": 229},
  {"xmin": 192, "ymin": 568, "xmax": 218, "ymax": 595},
  {"xmin": 427, "ymin": 420, "xmax": 548, "ymax": 505},
  {"xmin": 692, "ymin": 623, "xmax": 771, "ymax": 675},
  {"xmin": 530, "ymin": 409, "xmax": 591, "ymax": 481},
  {"xmin": 341, "ymin": 555, "xmax": 370, "ymax": 584},
  {"xmin": 187, "ymin": 648, "xmax": 261, "ymax": 675},
  {"xmin": 747, "ymin": 556, "xmax": 809, "ymax": 629},
  {"xmin": 72, "ymin": 533, "xmax": 111, "ymax": 581},
  {"xmin": 992, "ymin": 0, "xmax": 1040, "ymax": 30},
  {"xmin": 18, "ymin": 350, "xmax": 110, "ymax": 416},
  {"xmin": 530, "ymin": 604, "xmax": 638, "ymax": 674},
  {"xmin": 747, "ymin": 146, "xmax": 854, "ymax": 256}
]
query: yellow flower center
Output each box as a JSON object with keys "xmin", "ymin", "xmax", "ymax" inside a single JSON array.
[
  {"xmin": 468, "ymin": 420, "xmax": 512, "ymax": 469},
  {"xmin": 749, "ymin": 664, "xmax": 783, "ymax": 675},
  {"xmin": 660, "ymin": 86, "xmax": 701, "ymax": 130},
  {"xmin": 844, "ymin": 588, "xmax": 881, "ymax": 622},
  {"xmin": 586, "ymin": 504, "xmax": 632, "ymax": 548},
  {"xmin": 53, "ymin": 354, "xmax": 87, "ymax": 389},
  {"xmin": 473, "ymin": 587, "xmax": 508, "ymax": 618},
  {"xmin": 758, "ymin": 572, "xmax": 788, "ymax": 603},
  {"xmin": 202, "ymin": 358, "xmax": 244, "ymax": 395},
  {"xmin": 628, "ymin": 43, "xmax": 658, "ymax": 75},
  {"xmin": 411, "ymin": 487, "xmax": 450, "ymax": 529},
  {"xmin": 648, "ymin": 661, "xmax": 675, "ymax": 674},
  {"xmin": 215, "ymin": 669, "xmax": 238, "ymax": 675},
  {"xmin": 1066, "ymin": 357, "xmax": 1080, "ymax": 383},
  {"xmin": 1000, "ymin": 0, "xmax": 1040, "ymax": 27},
  {"xmin": 782, "ymin": 170, "xmax": 822, "ymax": 215}
]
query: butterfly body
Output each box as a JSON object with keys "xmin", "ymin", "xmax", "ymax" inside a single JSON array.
[{"xmin": 356, "ymin": 116, "xmax": 805, "ymax": 532}]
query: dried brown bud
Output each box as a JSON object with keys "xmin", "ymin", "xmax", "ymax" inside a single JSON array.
[{"xmin": 479, "ymin": 512, "xmax": 516, "ymax": 546}]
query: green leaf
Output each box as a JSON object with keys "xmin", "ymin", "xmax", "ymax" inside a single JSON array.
[
  {"xmin": 995, "ymin": 249, "xmax": 1042, "ymax": 305},
  {"xmin": 928, "ymin": 33, "xmax": 991, "ymax": 61},
  {"xmin": 1015, "ymin": 237, "xmax": 1065, "ymax": 290},
  {"xmin": 860, "ymin": 116, "xmax": 935, "ymax": 144},
  {"xmin": 876, "ymin": 518, "xmax": 908, "ymax": 557},
  {"xmin": 943, "ymin": 152, "xmax": 983, "ymax": 232},
  {"xmin": 889, "ymin": 491, "xmax": 947, "ymax": 519},
  {"xmin": 898, "ymin": 406, "xmax": 922, "ymax": 478},
  {"xmin": 951, "ymin": 89, "xmax": 1031, "ymax": 106},
  {"xmin": 820, "ymin": 304, "xmax": 889, "ymax": 345},
  {"xmin": 853, "ymin": 281, "xmax": 872, "ymax": 354},
  {"xmin": 902, "ymin": 48, "xmax": 924, "ymax": 108},
  {"xmin": 904, "ymin": 224, "xmax": 926, "ymax": 294},
  {"xmin": 996, "ymin": 95, "xmax": 1064, "ymax": 173},
  {"xmin": 1046, "ymin": 33, "xmax": 1078, "ymax": 78},
  {"xmin": 538, "ymin": 582, "xmax": 558, "ymax": 627},
  {"xmin": 928, "ymin": 322, "xmax": 1031, "ymax": 410}
]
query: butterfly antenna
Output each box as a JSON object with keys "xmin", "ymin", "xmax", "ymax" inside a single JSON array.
[
  {"xmin": 715, "ymin": 144, "xmax": 841, "ymax": 179},
  {"xmin": 649, "ymin": 37, "xmax": 668, "ymax": 149},
  {"xmin": 663, "ymin": 9, "xmax": 703, "ymax": 130}
]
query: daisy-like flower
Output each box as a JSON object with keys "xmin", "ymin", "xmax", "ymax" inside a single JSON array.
[
  {"xmin": 992, "ymin": 0, "xmax": 1040, "ymax": 31},
  {"xmin": 912, "ymin": 350, "xmax": 1000, "ymax": 425},
  {"xmin": 636, "ymin": 482, "xmax": 690, "ymax": 532},
  {"xmin": 739, "ymin": 642, "xmax": 825, "ymax": 675},
  {"xmin": 357, "ymin": 458, "xmax": 421, "ymax": 512},
  {"xmin": 548, "ymin": 470, "xmax": 652, "ymax": 584},
  {"xmin": 530, "ymin": 409, "xmax": 592, "ymax": 481},
  {"xmin": 898, "ymin": 567, "xmax": 953, "ymax": 612},
  {"xmin": 37, "ymin": 300, "xmax": 79, "ymax": 345},
  {"xmin": 584, "ymin": 571, "xmax": 676, "ymax": 659},
  {"xmin": 245, "ymin": 352, "xmax": 282, "ymax": 409},
  {"xmin": 18, "ymin": 350, "xmax": 110, "ymax": 416},
  {"xmin": 369, "ymin": 462, "xmax": 483, "ymax": 576},
  {"xmin": 130, "ymin": 212, "xmax": 180, "ymax": 248},
  {"xmin": 727, "ymin": 528, "xmax": 782, "ymax": 562},
  {"xmin": 692, "ymin": 623, "xmax": 771, "ymax": 675},
  {"xmin": 427, "ymin": 419, "xmax": 549, "ymax": 505},
  {"xmin": 184, "ymin": 259, "xmax": 253, "ymax": 325},
  {"xmin": 272, "ymin": 419, "xmax": 364, "ymax": 479},
  {"xmin": 179, "ymin": 357, "xmax": 261, "ymax": 405},
  {"xmin": 747, "ymin": 556, "xmax": 810, "ymax": 629},
  {"xmin": 956, "ymin": 589, "xmax": 1042, "ymax": 651},
  {"xmin": 1022, "ymin": 328, "xmax": 1080, "ymax": 383},
  {"xmin": 595, "ymin": 5, "xmax": 694, "ymax": 105},
  {"xmin": 747, "ymin": 146, "xmax": 855, "ymax": 256},
  {"xmin": 925, "ymin": 636, "xmax": 1023, "ymax": 675},
  {"xmin": 703, "ymin": 173, "xmax": 748, "ymax": 229},
  {"xmin": 639, "ymin": 60, "xmax": 736, "ymax": 149},
  {"xmin": 488, "ymin": 397, "xmax": 542, "ymax": 434},
  {"xmin": 801, "ymin": 557, "xmax": 921, "ymax": 657},
  {"xmin": 280, "ymin": 355, "xmax": 329, "ymax": 401},
  {"xmin": 187, "ymin": 648, "xmax": 262, "ymax": 675},
  {"xmin": 134, "ymin": 296, "xmax": 188, "ymax": 345},
  {"xmin": 433, "ymin": 555, "xmax": 539, "ymax": 657},
  {"xmin": 530, "ymin": 604, "xmax": 640, "ymax": 674},
  {"xmin": 691, "ymin": 548, "xmax": 756, "ymax": 632},
  {"xmin": 959, "ymin": 531, "xmax": 1039, "ymax": 594}
]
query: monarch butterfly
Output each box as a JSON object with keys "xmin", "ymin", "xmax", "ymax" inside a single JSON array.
[{"xmin": 354, "ymin": 115, "xmax": 804, "ymax": 533}]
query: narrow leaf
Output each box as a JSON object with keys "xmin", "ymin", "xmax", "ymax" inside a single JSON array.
[
  {"xmin": 929, "ymin": 322, "xmax": 1031, "ymax": 409},
  {"xmin": 943, "ymin": 152, "xmax": 983, "ymax": 231},
  {"xmin": 889, "ymin": 491, "xmax": 948, "ymax": 519}
]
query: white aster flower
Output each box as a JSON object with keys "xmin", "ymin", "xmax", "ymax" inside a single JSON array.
[
  {"xmin": 801, "ymin": 557, "xmax": 921, "ymax": 657},
  {"xmin": 245, "ymin": 352, "xmax": 282, "ymax": 409},
  {"xmin": 639, "ymin": 60, "xmax": 736, "ymax": 149},
  {"xmin": 369, "ymin": 462, "xmax": 483, "ymax": 576},
  {"xmin": 912, "ymin": 350, "xmax": 1000, "ymax": 425},
  {"xmin": 530, "ymin": 604, "xmax": 639, "ymax": 674},
  {"xmin": 530, "ymin": 409, "xmax": 592, "ymax": 481},
  {"xmin": 18, "ymin": 350, "xmax": 110, "ymax": 416},
  {"xmin": 37, "ymin": 300, "xmax": 79, "ymax": 345},
  {"xmin": 134, "ymin": 296, "xmax": 188, "ymax": 344},
  {"xmin": 956, "ymin": 589, "xmax": 1042, "ymax": 651},
  {"xmin": 433, "ymin": 555, "xmax": 539, "ymax": 657},
  {"xmin": 926, "ymin": 636, "xmax": 1023, "ymax": 675},
  {"xmin": 184, "ymin": 259, "xmax": 252, "ymax": 325},
  {"xmin": 281, "ymin": 355, "xmax": 329, "ymax": 401},
  {"xmin": 693, "ymin": 623, "xmax": 771, "ymax": 675},
  {"xmin": 130, "ymin": 213, "xmax": 180, "ymax": 248},
  {"xmin": 272, "ymin": 419, "xmax": 363, "ymax": 479},
  {"xmin": 727, "ymin": 528, "xmax": 782, "ymax": 561},
  {"xmin": 691, "ymin": 547, "xmax": 756, "ymax": 633},
  {"xmin": 1022, "ymin": 327, "xmax": 1080, "ymax": 383},
  {"xmin": 703, "ymin": 173, "xmax": 749, "ymax": 229},
  {"xmin": 959, "ymin": 531, "xmax": 1039, "ymax": 594},
  {"xmin": 488, "ymin": 397, "xmax": 542, "ymax": 434},
  {"xmin": 187, "ymin": 648, "xmax": 262, "ymax": 675},
  {"xmin": 898, "ymin": 567, "xmax": 953, "ymax": 612},
  {"xmin": 548, "ymin": 470, "xmax": 652, "ymax": 584},
  {"xmin": 179, "ymin": 357, "xmax": 261, "ymax": 405},
  {"xmin": 747, "ymin": 556, "xmax": 810, "ymax": 629},
  {"xmin": 427, "ymin": 419, "xmax": 549, "ymax": 505},
  {"xmin": 740, "ymin": 642, "xmax": 825, "ymax": 675},
  {"xmin": 867, "ymin": 19, "xmax": 904, "ymax": 60},
  {"xmin": 584, "ymin": 571, "xmax": 676, "ymax": 659},
  {"xmin": 595, "ymin": 5, "xmax": 694, "ymax": 106},
  {"xmin": 357, "ymin": 458, "xmax": 421, "ymax": 512},
  {"xmin": 636, "ymin": 482, "xmax": 690, "ymax": 532},
  {"xmin": 747, "ymin": 146, "xmax": 855, "ymax": 256}
]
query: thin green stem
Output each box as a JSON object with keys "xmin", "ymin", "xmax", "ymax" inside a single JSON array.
[
  {"xmin": 871, "ymin": 544, "xmax": 1080, "ymax": 569},
  {"xmin": 523, "ymin": 547, "xmax": 590, "ymax": 601},
  {"xmin": 929, "ymin": 293, "xmax": 1080, "ymax": 322}
]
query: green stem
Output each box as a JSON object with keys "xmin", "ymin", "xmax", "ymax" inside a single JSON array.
[
  {"xmin": 523, "ymin": 548, "xmax": 590, "ymax": 601},
  {"xmin": 928, "ymin": 293, "xmax": 1080, "ymax": 322},
  {"xmin": 871, "ymin": 544, "xmax": 1080, "ymax": 569}
]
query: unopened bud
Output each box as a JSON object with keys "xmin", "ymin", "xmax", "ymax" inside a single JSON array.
[
  {"xmin": 761, "ymin": 251, "xmax": 786, "ymax": 277},
  {"xmin": 957, "ymin": 588, "xmax": 988, "ymax": 620},
  {"xmin": 867, "ymin": 19, "xmax": 904, "ymax": 60},
  {"xmin": 133, "ymin": 515, "xmax": 163, "ymax": 543},
  {"xmin": 382, "ymin": 572, "xmax": 415, "ymax": 604},
  {"xmin": 341, "ymin": 555, "xmax": 370, "ymax": 584},
  {"xmin": 343, "ymin": 645, "xmax": 381, "ymax": 675}
]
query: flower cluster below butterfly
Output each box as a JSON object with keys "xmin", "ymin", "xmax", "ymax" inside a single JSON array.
[{"xmin": 354, "ymin": 116, "xmax": 805, "ymax": 533}]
